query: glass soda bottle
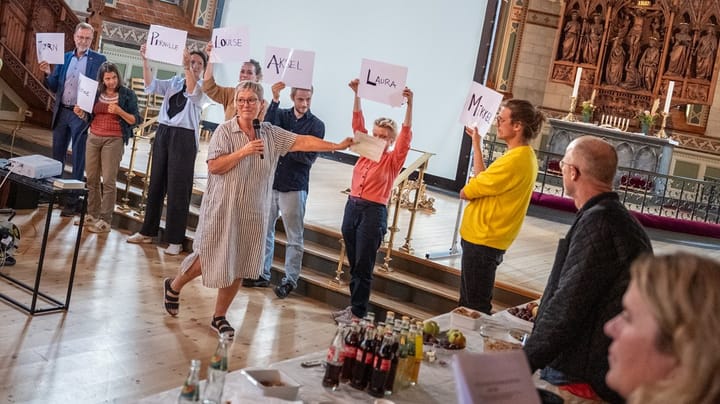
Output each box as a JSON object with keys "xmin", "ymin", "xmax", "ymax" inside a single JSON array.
[
  {"xmin": 322, "ymin": 324, "xmax": 346, "ymax": 390},
  {"xmin": 383, "ymin": 321, "xmax": 402, "ymax": 395},
  {"xmin": 178, "ymin": 359, "xmax": 201, "ymax": 403},
  {"xmin": 368, "ymin": 330, "xmax": 394, "ymax": 397},
  {"xmin": 340, "ymin": 318, "xmax": 361, "ymax": 382},
  {"xmin": 350, "ymin": 324, "xmax": 376, "ymax": 390},
  {"xmin": 202, "ymin": 334, "xmax": 229, "ymax": 404},
  {"xmin": 409, "ymin": 321, "xmax": 424, "ymax": 385}
]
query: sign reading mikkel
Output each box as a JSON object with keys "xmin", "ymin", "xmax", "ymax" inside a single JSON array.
[
  {"xmin": 459, "ymin": 82, "xmax": 503, "ymax": 136},
  {"xmin": 358, "ymin": 58, "xmax": 408, "ymax": 107},
  {"xmin": 210, "ymin": 26, "xmax": 250, "ymax": 63},
  {"xmin": 145, "ymin": 24, "xmax": 187, "ymax": 66},
  {"xmin": 36, "ymin": 33, "xmax": 65, "ymax": 65},
  {"xmin": 77, "ymin": 73, "xmax": 99, "ymax": 113},
  {"xmin": 263, "ymin": 47, "xmax": 315, "ymax": 90}
]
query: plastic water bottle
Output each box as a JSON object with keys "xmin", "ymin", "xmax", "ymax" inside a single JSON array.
[{"xmin": 202, "ymin": 334, "xmax": 229, "ymax": 404}]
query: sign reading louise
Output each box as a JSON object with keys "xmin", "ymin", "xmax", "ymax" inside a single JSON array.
[
  {"xmin": 36, "ymin": 33, "xmax": 65, "ymax": 65},
  {"xmin": 357, "ymin": 58, "xmax": 408, "ymax": 107},
  {"xmin": 459, "ymin": 82, "xmax": 504, "ymax": 136},
  {"xmin": 145, "ymin": 24, "xmax": 187, "ymax": 66},
  {"xmin": 77, "ymin": 73, "xmax": 99, "ymax": 113},
  {"xmin": 263, "ymin": 46, "xmax": 315, "ymax": 90},
  {"xmin": 209, "ymin": 27, "xmax": 250, "ymax": 63}
]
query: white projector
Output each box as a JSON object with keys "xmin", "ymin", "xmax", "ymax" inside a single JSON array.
[{"xmin": 9, "ymin": 155, "xmax": 63, "ymax": 179}]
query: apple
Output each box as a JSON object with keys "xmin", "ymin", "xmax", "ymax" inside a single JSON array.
[{"xmin": 423, "ymin": 320, "xmax": 440, "ymax": 337}]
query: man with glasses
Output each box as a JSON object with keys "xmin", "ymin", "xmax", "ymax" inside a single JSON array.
[
  {"xmin": 523, "ymin": 135, "xmax": 652, "ymax": 403},
  {"xmin": 201, "ymin": 42, "xmax": 263, "ymax": 121},
  {"xmin": 246, "ymin": 82, "xmax": 324, "ymax": 296},
  {"xmin": 39, "ymin": 22, "xmax": 107, "ymax": 216}
]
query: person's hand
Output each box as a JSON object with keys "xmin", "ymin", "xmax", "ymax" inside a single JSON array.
[
  {"xmin": 464, "ymin": 125, "xmax": 482, "ymax": 141},
  {"xmin": 348, "ymin": 78, "xmax": 359, "ymax": 95},
  {"xmin": 107, "ymin": 102, "xmax": 120, "ymax": 115},
  {"xmin": 182, "ymin": 48, "xmax": 191, "ymax": 70},
  {"xmin": 271, "ymin": 82, "xmax": 286, "ymax": 101},
  {"xmin": 140, "ymin": 44, "xmax": 147, "ymax": 60},
  {"xmin": 73, "ymin": 106, "xmax": 85, "ymax": 119},
  {"xmin": 242, "ymin": 138, "xmax": 264, "ymax": 157},
  {"xmin": 337, "ymin": 136, "xmax": 355, "ymax": 150},
  {"xmin": 403, "ymin": 87, "xmax": 414, "ymax": 106},
  {"xmin": 39, "ymin": 61, "xmax": 51, "ymax": 75},
  {"xmin": 204, "ymin": 42, "xmax": 213, "ymax": 57}
]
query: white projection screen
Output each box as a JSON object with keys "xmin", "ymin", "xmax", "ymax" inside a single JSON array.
[{"xmin": 208, "ymin": 0, "xmax": 489, "ymax": 181}]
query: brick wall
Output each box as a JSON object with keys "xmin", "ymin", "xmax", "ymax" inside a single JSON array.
[{"xmin": 103, "ymin": 0, "xmax": 211, "ymax": 40}]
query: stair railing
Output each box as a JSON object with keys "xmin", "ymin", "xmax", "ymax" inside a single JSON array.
[{"xmin": 118, "ymin": 116, "xmax": 157, "ymax": 217}]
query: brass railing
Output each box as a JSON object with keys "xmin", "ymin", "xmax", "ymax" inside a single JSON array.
[{"xmin": 118, "ymin": 116, "xmax": 158, "ymax": 219}]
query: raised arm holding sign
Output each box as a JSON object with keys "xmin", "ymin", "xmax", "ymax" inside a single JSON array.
[
  {"xmin": 209, "ymin": 27, "xmax": 250, "ymax": 63},
  {"xmin": 145, "ymin": 24, "xmax": 188, "ymax": 66},
  {"xmin": 263, "ymin": 46, "xmax": 315, "ymax": 90},
  {"xmin": 357, "ymin": 58, "xmax": 408, "ymax": 107}
]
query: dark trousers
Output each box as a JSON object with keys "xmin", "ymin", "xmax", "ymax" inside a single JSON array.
[
  {"xmin": 459, "ymin": 239, "xmax": 505, "ymax": 314},
  {"xmin": 140, "ymin": 124, "xmax": 196, "ymax": 244},
  {"xmin": 52, "ymin": 107, "xmax": 88, "ymax": 181},
  {"xmin": 341, "ymin": 197, "xmax": 387, "ymax": 319}
]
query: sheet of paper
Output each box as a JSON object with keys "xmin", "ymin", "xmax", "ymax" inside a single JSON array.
[
  {"xmin": 263, "ymin": 46, "xmax": 315, "ymax": 90},
  {"xmin": 349, "ymin": 131, "xmax": 386, "ymax": 162},
  {"xmin": 453, "ymin": 350, "xmax": 540, "ymax": 404},
  {"xmin": 459, "ymin": 82, "xmax": 504, "ymax": 137},
  {"xmin": 210, "ymin": 26, "xmax": 250, "ymax": 63},
  {"xmin": 36, "ymin": 33, "xmax": 65, "ymax": 64},
  {"xmin": 77, "ymin": 74, "xmax": 99, "ymax": 113},
  {"xmin": 145, "ymin": 24, "xmax": 187, "ymax": 66},
  {"xmin": 357, "ymin": 58, "xmax": 408, "ymax": 107}
]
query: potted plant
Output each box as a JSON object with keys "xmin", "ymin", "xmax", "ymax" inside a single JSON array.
[
  {"xmin": 581, "ymin": 100, "xmax": 595, "ymax": 123},
  {"xmin": 636, "ymin": 110, "xmax": 657, "ymax": 135}
]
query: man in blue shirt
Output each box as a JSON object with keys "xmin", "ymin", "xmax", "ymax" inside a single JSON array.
[
  {"xmin": 39, "ymin": 22, "xmax": 107, "ymax": 216},
  {"xmin": 243, "ymin": 82, "xmax": 325, "ymax": 298}
]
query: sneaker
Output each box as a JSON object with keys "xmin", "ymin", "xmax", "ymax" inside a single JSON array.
[
  {"xmin": 274, "ymin": 283, "xmax": 294, "ymax": 299},
  {"xmin": 75, "ymin": 215, "xmax": 97, "ymax": 226},
  {"xmin": 242, "ymin": 277, "xmax": 270, "ymax": 288},
  {"xmin": 331, "ymin": 306, "xmax": 352, "ymax": 321},
  {"xmin": 87, "ymin": 219, "xmax": 111, "ymax": 233},
  {"xmin": 210, "ymin": 316, "xmax": 235, "ymax": 339},
  {"xmin": 335, "ymin": 309, "xmax": 360, "ymax": 325},
  {"xmin": 164, "ymin": 243, "xmax": 183, "ymax": 255},
  {"xmin": 127, "ymin": 232, "xmax": 153, "ymax": 244}
]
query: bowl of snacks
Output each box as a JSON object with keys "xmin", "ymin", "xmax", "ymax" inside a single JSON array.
[
  {"xmin": 241, "ymin": 368, "xmax": 301, "ymax": 400},
  {"xmin": 450, "ymin": 306, "xmax": 486, "ymax": 330},
  {"xmin": 479, "ymin": 324, "xmax": 527, "ymax": 351}
]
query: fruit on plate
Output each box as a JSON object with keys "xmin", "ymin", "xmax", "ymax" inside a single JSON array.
[
  {"xmin": 423, "ymin": 320, "xmax": 440, "ymax": 337},
  {"xmin": 446, "ymin": 329, "xmax": 466, "ymax": 349}
]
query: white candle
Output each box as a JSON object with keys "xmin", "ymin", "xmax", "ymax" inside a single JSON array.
[
  {"xmin": 572, "ymin": 67, "xmax": 583, "ymax": 98},
  {"xmin": 664, "ymin": 81, "xmax": 675, "ymax": 113}
]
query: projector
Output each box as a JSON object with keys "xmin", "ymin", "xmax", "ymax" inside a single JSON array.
[{"xmin": 9, "ymin": 155, "xmax": 62, "ymax": 179}]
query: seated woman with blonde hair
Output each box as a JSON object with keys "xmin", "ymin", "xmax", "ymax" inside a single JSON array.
[{"xmin": 604, "ymin": 252, "xmax": 720, "ymax": 403}]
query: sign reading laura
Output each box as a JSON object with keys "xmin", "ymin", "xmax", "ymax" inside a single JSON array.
[
  {"xmin": 459, "ymin": 82, "xmax": 503, "ymax": 136},
  {"xmin": 145, "ymin": 24, "xmax": 187, "ymax": 66},
  {"xmin": 210, "ymin": 26, "xmax": 250, "ymax": 63},
  {"xmin": 77, "ymin": 73, "xmax": 99, "ymax": 113},
  {"xmin": 263, "ymin": 46, "xmax": 315, "ymax": 90},
  {"xmin": 357, "ymin": 58, "xmax": 408, "ymax": 107},
  {"xmin": 36, "ymin": 33, "xmax": 65, "ymax": 65}
]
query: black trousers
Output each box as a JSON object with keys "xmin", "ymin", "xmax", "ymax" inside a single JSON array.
[{"xmin": 459, "ymin": 239, "xmax": 505, "ymax": 314}]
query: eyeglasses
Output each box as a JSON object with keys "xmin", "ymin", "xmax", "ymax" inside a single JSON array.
[
  {"xmin": 559, "ymin": 160, "xmax": 580, "ymax": 174},
  {"xmin": 236, "ymin": 98, "xmax": 259, "ymax": 106},
  {"xmin": 75, "ymin": 35, "xmax": 93, "ymax": 42}
]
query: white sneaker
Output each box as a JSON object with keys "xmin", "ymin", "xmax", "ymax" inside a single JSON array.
[
  {"xmin": 87, "ymin": 219, "xmax": 111, "ymax": 233},
  {"xmin": 75, "ymin": 215, "xmax": 97, "ymax": 226},
  {"xmin": 164, "ymin": 243, "xmax": 183, "ymax": 255},
  {"xmin": 127, "ymin": 232, "xmax": 153, "ymax": 244}
]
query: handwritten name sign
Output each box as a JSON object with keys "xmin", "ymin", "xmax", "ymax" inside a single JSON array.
[
  {"xmin": 357, "ymin": 58, "xmax": 408, "ymax": 107},
  {"xmin": 210, "ymin": 26, "xmax": 250, "ymax": 63},
  {"xmin": 459, "ymin": 81, "xmax": 503, "ymax": 136},
  {"xmin": 36, "ymin": 33, "xmax": 65, "ymax": 64},
  {"xmin": 77, "ymin": 73, "xmax": 99, "ymax": 113},
  {"xmin": 263, "ymin": 46, "xmax": 315, "ymax": 90},
  {"xmin": 145, "ymin": 24, "xmax": 187, "ymax": 66}
]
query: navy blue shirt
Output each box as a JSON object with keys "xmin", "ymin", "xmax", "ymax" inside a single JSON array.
[{"xmin": 264, "ymin": 100, "xmax": 325, "ymax": 192}]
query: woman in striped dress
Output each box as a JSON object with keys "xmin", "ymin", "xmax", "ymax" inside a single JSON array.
[{"xmin": 161, "ymin": 81, "xmax": 353, "ymax": 338}]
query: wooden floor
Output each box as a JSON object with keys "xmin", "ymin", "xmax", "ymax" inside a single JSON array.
[{"xmin": 0, "ymin": 122, "xmax": 719, "ymax": 403}]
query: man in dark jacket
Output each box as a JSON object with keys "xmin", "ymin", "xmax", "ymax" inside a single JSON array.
[
  {"xmin": 523, "ymin": 135, "xmax": 652, "ymax": 403},
  {"xmin": 39, "ymin": 22, "xmax": 107, "ymax": 216}
]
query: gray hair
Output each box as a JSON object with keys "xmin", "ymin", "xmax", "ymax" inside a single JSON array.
[{"xmin": 234, "ymin": 80, "xmax": 264, "ymax": 101}]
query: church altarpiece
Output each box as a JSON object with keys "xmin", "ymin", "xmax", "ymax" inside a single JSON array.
[{"xmin": 551, "ymin": 0, "xmax": 720, "ymax": 133}]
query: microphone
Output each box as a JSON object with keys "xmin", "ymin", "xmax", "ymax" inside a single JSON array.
[{"xmin": 252, "ymin": 118, "xmax": 264, "ymax": 159}]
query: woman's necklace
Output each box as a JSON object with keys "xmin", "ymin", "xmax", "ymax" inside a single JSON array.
[{"xmin": 100, "ymin": 92, "xmax": 118, "ymax": 103}]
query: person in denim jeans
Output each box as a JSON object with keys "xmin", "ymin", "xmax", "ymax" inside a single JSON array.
[
  {"xmin": 332, "ymin": 79, "xmax": 413, "ymax": 324},
  {"xmin": 458, "ymin": 99, "xmax": 544, "ymax": 314}
]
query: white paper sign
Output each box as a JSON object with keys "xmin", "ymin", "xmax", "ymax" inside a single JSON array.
[
  {"xmin": 263, "ymin": 47, "xmax": 315, "ymax": 90},
  {"xmin": 145, "ymin": 24, "xmax": 187, "ymax": 66},
  {"xmin": 209, "ymin": 27, "xmax": 250, "ymax": 63},
  {"xmin": 36, "ymin": 33, "xmax": 65, "ymax": 64},
  {"xmin": 459, "ymin": 82, "xmax": 504, "ymax": 136},
  {"xmin": 453, "ymin": 351, "xmax": 541, "ymax": 404},
  {"xmin": 357, "ymin": 58, "xmax": 408, "ymax": 107},
  {"xmin": 77, "ymin": 74, "xmax": 99, "ymax": 113},
  {"xmin": 350, "ymin": 130, "xmax": 386, "ymax": 162}
]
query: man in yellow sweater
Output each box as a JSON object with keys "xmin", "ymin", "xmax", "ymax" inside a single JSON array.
[{"xmin": 459, "ymin": 99, "xmax": 544, "ymax": 313}]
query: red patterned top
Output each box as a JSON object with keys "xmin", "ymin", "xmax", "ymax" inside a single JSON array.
[{"xmin": 89, "ymin": 96, "xmax": 122, "ymax": 137}]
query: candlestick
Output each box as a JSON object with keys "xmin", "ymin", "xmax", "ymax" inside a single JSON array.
[
  {"xmin": 572, "ymin": 67, "xmax": 583, "ymax": 98},
  {"xmin": 590, "ymin": 89, "xmax": 596, "ymax": 105},
  {"xmin": 657, "ymin": 111, "xmax": 670, "ymax": 139},
  {"xmin": 563, "ymin": 96, "xmax": 577, "ymax": 122},
  {"xmin": 664, "ymin": 81, "xmax": 675, "ymax": 113}
]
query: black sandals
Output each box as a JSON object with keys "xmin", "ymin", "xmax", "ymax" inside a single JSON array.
[
  {"xmin": 210, "ymin": 316, "xmax": 235, "ymax": 339},
  {"xmin": 163, "ymin": 278, "xmax": 180, "ymax": 316}
]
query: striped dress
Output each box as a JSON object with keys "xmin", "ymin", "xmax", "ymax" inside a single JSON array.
[{"xmin": 180, "ymin": 119, "xmax": 296, "ymax": 288}]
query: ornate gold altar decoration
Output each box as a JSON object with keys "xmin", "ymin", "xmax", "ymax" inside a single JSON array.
[
  {"xmin": 551, "ymin": 0, "xmax": 720, "ymax": 134},
  {"xmin": 389, "ymin": 179, "xmax": 436, "ymax": 214}
]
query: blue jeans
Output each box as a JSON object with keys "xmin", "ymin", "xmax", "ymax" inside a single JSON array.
[
  {"xmin": 341, "ymin": 197, "xmax": 387, "ymax": 319},
  {"xmin": 52, "ymin": 107, "xmax": 88, "ymax": 181},
  {"xmin": 459, "ymin": 239, "xmax": 505, "ymax": 314},
  {"xmin": 262, "ymin": 190, "xmax": 308, "ymax": 286}
]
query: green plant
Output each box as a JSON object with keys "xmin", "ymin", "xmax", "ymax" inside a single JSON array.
[
  {"xmin": 637, "ymin": 110, "xmax": 657, "ymax": 126},
  {"xmin": 581, "ymin": 100, "xmax": 595, "ymax": 115}
]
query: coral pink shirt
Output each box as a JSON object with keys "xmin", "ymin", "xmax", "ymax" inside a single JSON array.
[{"xmin": 349, "ymin": 111, "xmax": 412, "ymax": 205}]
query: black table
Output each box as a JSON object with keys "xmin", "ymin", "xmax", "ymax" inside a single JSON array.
[{"xmin": 0, "ymin": 168, "xmax": 87, "ymax": 315}]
